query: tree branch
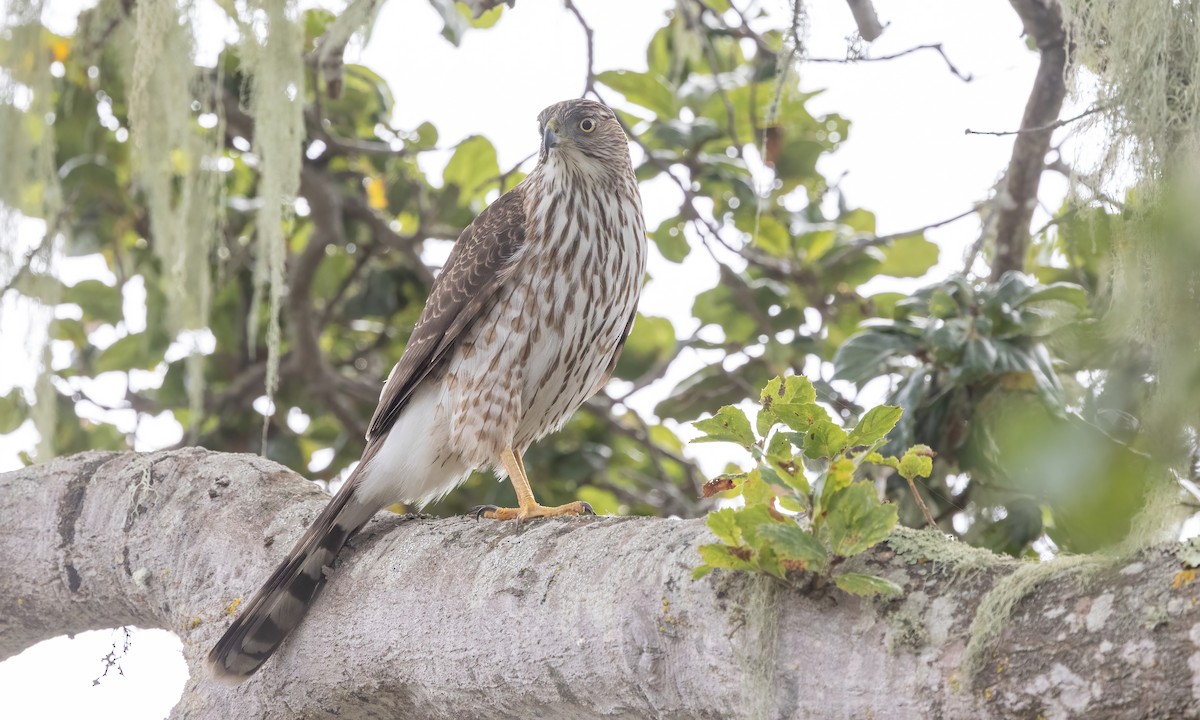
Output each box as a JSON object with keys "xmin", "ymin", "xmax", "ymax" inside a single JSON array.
[
  {"xmin": 844, "ymin": 0, "xmax": 884, "ymax": 42},
  {"xmin": 989, "ymin": 0, "xmax": 1068, "ymax": 282},
  {"xmin": 6, "ymin": 450, "xmax": 1199, "ymax": 719}
]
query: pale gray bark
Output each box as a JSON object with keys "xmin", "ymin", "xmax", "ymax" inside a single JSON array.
[{"xmin": 1, "ymin": 449, "xmax": 1198, "ymax": 719}]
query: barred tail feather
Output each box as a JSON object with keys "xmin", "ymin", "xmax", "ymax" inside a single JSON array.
[{"xmin": 207, "ymin": 468, "xmax": 376, "ymax": 683}]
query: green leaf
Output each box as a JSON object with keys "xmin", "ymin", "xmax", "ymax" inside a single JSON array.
[
  {"xmin": 803, "ymin": 420, "xmax": 848, "ymax": 459},
  {"xmin": 776, "ymin": 495, "xmax": 807, "ymax": 513},
  {"xmin": 613, "ymin": 314, "xmax": 675, "ymax": 381},
  {"xmin": 93, "ymin": 333, "xmax": 161, "ymax": 373},
  {"xmin": 765, "ymin": 430, "xmax": 794, "ymax": 464},
  {"xmin": 833, "ymin": 330, "xmax": 919, "ymax": 385},
  {"xmin": 824, "ymin": 457, "xmax": 856, "ymax": 494},
  {"xmin": 697, "ymin": 543, "xmax": 754, "ymax": 571},
  {"xmin": 877, "ymin": 234, "xmax": 939, "ymax": 278},
  {"xmin": 652, "ymin": 217, "xmax": 690, "ymax": 262},
  {"xmin": 706, "ymin": 507, "xmax": 742, "ymax": 545},
  {"xmin": 741, "ymin": 469, "xmax": 775, "ymax": 508},
  {"xmin": 692, "ymin": 564, "xmax": 716, "ymax": 580},
  {"xmin": 65, "ymin": 279, "xmax": 123, "ymax": 325},
  {"xmin": 443, "ymin": 135, "xmax": 499, "ymax": 202},
  {"xmin": 692, "ymin": 406, "xmax": 756, "ymax": 448},
  {"xmin": 596, "ymin": 69, "xmax": 677, "ymax": 118},
  {"xmin": 823, "ymin": 483, "xmax": 898, "ymax": 557},
  {"xmin": 1022, "ymin": 282, "xmax": 1088, "ymax": 310},
  {"xmin": 847, "ymin": 405, "xmax": 902, "ymax": 447},
  {"xmin": 693, "ymin": 284, "xmax": 760, "ymax": 345},
  {"xmin": 760, "ymin": 375, "xmax": 816, "ymax": 407},
  {"xmin": 757, "ymin": 522, "xmax": 828, "ymax": 571},
  {"xmin": 898, "ymin": 445, "xmax": 934, "ymax": 481},
  {"xmin": 0, "ymin": 389, "xmax": 29, "ymax": 434},
  {"xmin": 834, "ymin": 572, "xmax": 903, "ymax": 597},
  {"xmin": 773, "ymin": 402, "xmax": 830, "ymax": 433}
]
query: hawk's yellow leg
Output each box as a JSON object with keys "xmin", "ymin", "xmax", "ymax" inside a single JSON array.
[{"xmin": 472, "ymin": 448, "xmax": 594, "ymax": 522}]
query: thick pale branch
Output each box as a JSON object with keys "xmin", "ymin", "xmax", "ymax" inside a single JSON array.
[{"xmin": 2, "ymin": 450, "xmax": 1197, "ymax": 719}]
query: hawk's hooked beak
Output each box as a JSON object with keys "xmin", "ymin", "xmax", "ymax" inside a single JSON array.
[{"xmin": 542, "ymin": 125, "xmax": 560, "ymax": 153}]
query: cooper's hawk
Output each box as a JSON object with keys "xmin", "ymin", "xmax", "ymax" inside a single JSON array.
[{"xmin": 208, "ymin": 99, "xmax": 646, "ymax": 682}]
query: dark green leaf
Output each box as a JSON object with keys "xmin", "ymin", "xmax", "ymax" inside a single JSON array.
[{"xmin": 833, "ymin": 330, "xmax": 919, "ymax": 384}]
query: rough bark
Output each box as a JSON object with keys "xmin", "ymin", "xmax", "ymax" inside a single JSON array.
[
  {"xmin": 2, "ymin": 449, "xmax": 1198, "ymax": 719},
  {"xmin": 991, "ymin": 0, "xmax": 1068, "ymax": 281}
]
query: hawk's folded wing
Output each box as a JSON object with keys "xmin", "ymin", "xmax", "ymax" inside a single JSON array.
[{"xmin": 366, "ymin": 187, "xmax": 527, "ymax": 440}]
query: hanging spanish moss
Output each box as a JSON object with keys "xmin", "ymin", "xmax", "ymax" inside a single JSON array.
[
  {"xmin": 0, "ymin": 0, "xmax": 62, "ymax": 461},
  {"xmin": 126, "ymin": 0, "xmax": 222, "ymax": 438},
  {"xmin": 236, "ymin": 0, "xmax": 305, "ymax": 450},
  {"xmin": 1059, "ymin": 0, "xmax": 1200, "ymax": 542}
]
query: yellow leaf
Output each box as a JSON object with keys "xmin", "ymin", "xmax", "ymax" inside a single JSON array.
[
  {"xmin": 51, "ymin": 38, "xmax": 70, "ymax": 62},
  {"xmin": 366, "ymin": 176, "xmax": 387, "ymax": 210}
]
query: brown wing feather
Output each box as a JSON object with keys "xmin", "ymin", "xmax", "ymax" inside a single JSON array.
[{"xmin": 366, "ymin": 186, "xmax": 527, "ymax": 439}]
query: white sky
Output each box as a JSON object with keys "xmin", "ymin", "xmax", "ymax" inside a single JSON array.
[{"xmin": 0, "ymin": 0, "xmax": 1092, "ymax": 717}]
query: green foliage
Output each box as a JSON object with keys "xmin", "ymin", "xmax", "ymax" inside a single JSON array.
[
  {"xmin": 692, "ymin": 376, "xmax": 929, "ymax": 597},
  {"xmin": 832, "ymin": 269, "xmax": 1160, "ymax": 554},
  {"xmin": 0, "ymin": 0, "xmax": 1185, "ymax": 565}
]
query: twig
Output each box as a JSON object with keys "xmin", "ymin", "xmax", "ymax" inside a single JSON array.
[
  {"xmin": 807, "ymin": 42, "xmax": 972, "ymax": 83},
  {"xmin": 965, "ymin": 105, "xmax": 1104, "ymax": 137},
  {"xmin": 563, "ymin": 0, "xmax": 597, "ymax": 99}
]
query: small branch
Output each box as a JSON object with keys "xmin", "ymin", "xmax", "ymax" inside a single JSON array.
[
  {"xmin": 966, "ymin": 105, "xmax": 1104, "ymax": 137},
  {"xmin": 563, "ymin": 0, "xmax": 597, "ymax": 99},
  {"xmin": 807, "ymin": 42, "xmax": 972, "ymax": 83},
  {"xmin": 844, "ymin": 0, "xmax": 884, "ymax": 42}
]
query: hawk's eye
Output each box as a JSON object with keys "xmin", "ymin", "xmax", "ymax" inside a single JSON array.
[{"xmin": 579, "ymin": 118, "xmax": 596, "ymax": 133}]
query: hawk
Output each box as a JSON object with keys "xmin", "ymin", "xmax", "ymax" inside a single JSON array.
[{"xmin": 208, "ymin": 98, "xmax": 647, "ymax": 682}]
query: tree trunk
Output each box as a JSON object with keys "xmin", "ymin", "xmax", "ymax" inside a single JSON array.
[
  {"xmin": 990, "ymin": 0, "xmax": 1068, "ymax": 281},
  {"xmin": 1, "ymin": 449, "xmax": 1196, "ymax": 719}
]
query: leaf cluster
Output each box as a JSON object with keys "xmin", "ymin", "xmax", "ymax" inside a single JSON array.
[{"xmin": 691, "ymin": 376, "xmax": 932, "ymax": 597}]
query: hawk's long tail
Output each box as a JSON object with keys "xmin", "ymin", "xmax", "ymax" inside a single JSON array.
[{"xmin": 207, "ymin": 465, "xmax": 377, "ymax": 684}]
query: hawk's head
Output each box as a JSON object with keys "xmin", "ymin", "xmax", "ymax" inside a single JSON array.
[{"xmin": 536, "ymin": 99, "xmax": 629, "ymax": 168}]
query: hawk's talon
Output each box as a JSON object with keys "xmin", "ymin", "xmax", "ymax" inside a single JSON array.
[{"xmin": 470, "ymin": 505, "xmax": 499, "ymax": 521}]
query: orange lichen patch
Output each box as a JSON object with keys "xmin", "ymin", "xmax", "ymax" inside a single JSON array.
[
  {"xmin": 1171, "ymin": 569, "xmax": 1197, "ymax": 589},
  {"xmin": 224, "ymin": 597, "xmax": 242, "ymax": 616}
]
